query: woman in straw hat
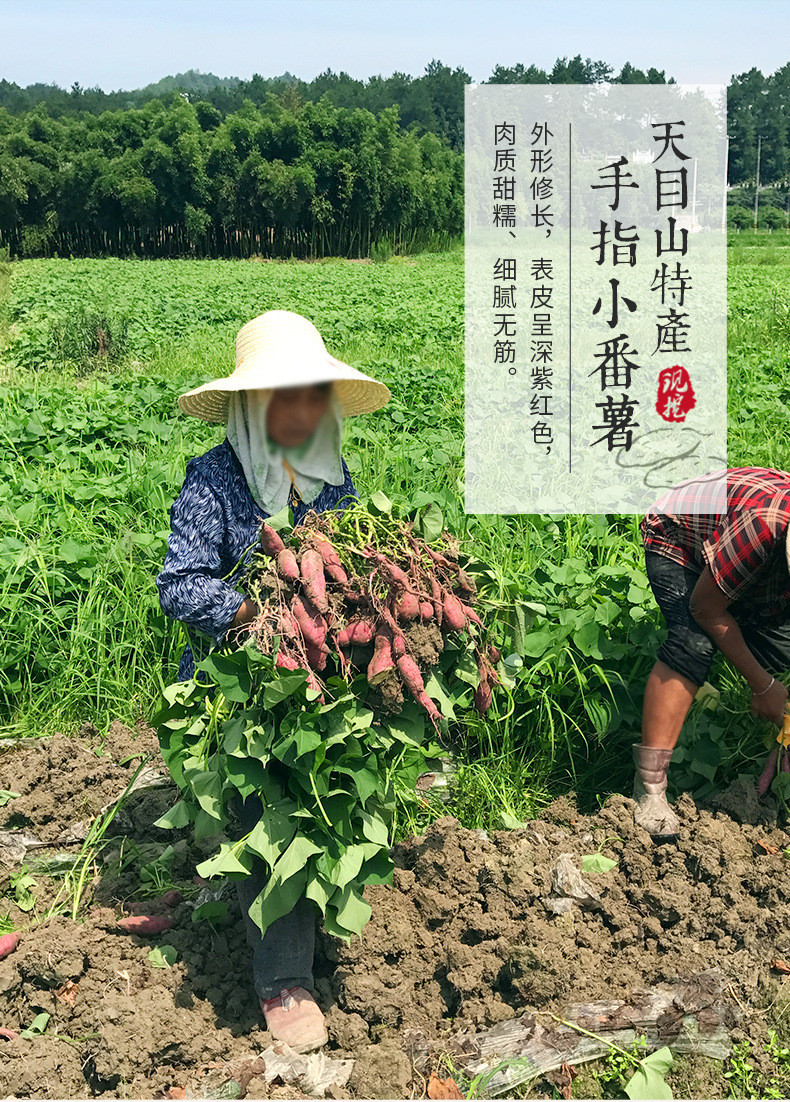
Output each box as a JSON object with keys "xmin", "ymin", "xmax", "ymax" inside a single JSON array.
[{"xmin": 156, "ymin": 310, "xmax": 390, "ymax": 1052}]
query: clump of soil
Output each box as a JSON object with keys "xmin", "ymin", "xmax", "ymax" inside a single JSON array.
[
  {"xmin": 0, "ymin": 721, "xmax": 158, "ymax": 842},
  {"xmin": 374, "ymin": 668, "xmax": 405, "ymax": 713},
  {"xmin": 402, "ymin": 621, "xmax": 444, "ymax": 667},
  {"xmin": 1, "ymin": 726, "xmax": 789, "ymax": 1099}
]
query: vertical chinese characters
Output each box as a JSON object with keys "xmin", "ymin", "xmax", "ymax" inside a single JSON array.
[
  {"xmin": 492, "ymin": 123, "xmax": 517, "ymax": 383},
  {"xmin": 650, "ymin": 121, "xmax": 695, "ymax": 423},
  {"xmin": 588, "ymin": 154, "xmax": 642, "ymax": 451},
  {"xmin": 529, "ymin": 122, "xmax": 554, "ymax": 452}
]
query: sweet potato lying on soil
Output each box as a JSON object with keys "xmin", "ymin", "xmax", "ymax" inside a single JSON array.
[
  {"xmin": 122, "ymin": 891, "xmax": 183, "ymax": 915},
  {"xmin": 0, "ymin": 933, "xmax": 20, "ymax": 960},
  {"xmin": 116, "ymin": 915, "xmax": 175, "ymax": 935}
]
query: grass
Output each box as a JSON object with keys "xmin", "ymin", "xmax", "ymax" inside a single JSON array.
[{"xmin": 0, "ymin": 240, "xmax": 789, "ymax": 826}]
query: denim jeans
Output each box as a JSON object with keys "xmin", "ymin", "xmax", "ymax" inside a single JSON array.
[
  {"xmin": 228, "ymin": 792, "xmax": 317, "ymax": 1001},
  {"xmin": 644, "ymin": 549, "xmax": 790, "ymax": 686}
]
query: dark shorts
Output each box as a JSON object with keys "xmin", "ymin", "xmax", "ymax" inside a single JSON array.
[{"xmin": 644, "ymin": 549, "xmax": 790, "ymax": 686}]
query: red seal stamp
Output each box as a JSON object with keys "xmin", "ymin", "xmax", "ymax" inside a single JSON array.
[{"xmin": 656, "ymin": 364, "xmax": 695, "ymax": 422}]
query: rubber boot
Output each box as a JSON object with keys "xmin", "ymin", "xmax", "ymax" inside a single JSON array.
[
  {"xmin": 632, "ymin": 743, "xmax": 681, "ymax": 837},
  {"xmin": 260, "ymin": 986, "xmax": 328, "ymax": 1054}
]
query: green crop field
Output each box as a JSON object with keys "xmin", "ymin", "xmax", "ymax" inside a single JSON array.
[{"xmin": 1, "ymin": 242, "xmax": 789, "ymax": 828}]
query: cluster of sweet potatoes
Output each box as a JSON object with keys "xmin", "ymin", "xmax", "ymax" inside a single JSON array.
[{"xmin": 241, "ymin": 512, "xmax": 500, "ymax": 728}]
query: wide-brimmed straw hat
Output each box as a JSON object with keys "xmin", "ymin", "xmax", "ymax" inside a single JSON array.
[{"xmin": 178, "ymin": 310, "xmax": 391, "ymax": 422}]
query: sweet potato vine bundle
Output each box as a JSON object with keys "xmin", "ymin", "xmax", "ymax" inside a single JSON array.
[
  {"xmin": 152, "ymin": 498, "xmax": 504, "ymax": 945},
  {"xmin": 240, "ymin": 501, "xmax": 502, "ymax": 730}
]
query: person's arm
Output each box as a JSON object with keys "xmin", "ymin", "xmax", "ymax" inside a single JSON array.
[
  {"xmin": 689, "ymin": 566, "xmax": 787, "ymax": 725},
  {"xmin": 156, "ymin": 462, "xmax": 255, "ymax": 645}
]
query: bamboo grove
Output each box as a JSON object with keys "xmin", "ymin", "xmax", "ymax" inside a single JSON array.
[{"xmin": 0, "ymin": 95, "xmax": 463, "ymax": 259}]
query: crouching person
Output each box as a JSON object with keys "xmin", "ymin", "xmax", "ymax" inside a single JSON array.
[{"xmin": 635, "ymin": 466, "xmax": 790, "ymax": 837}]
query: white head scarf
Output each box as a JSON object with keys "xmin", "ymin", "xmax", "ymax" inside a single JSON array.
[{"xmin": 227, "ymin": 388, "xmax": 345, "ymax": 516}]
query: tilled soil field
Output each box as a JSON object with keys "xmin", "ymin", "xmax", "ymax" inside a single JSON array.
[{"xmin": 1, "ymin": 725, "xmax": 789, "ymax": 1099}]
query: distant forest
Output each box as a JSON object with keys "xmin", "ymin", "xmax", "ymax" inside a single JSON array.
[{"xmin": 0, "ymin": 57, "xmax": 787, "ymax": 259}]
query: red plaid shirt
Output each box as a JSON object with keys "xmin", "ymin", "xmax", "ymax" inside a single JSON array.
[{"xmin": 640, "ymin": 467, "xmax": 790, "ymax": 610}]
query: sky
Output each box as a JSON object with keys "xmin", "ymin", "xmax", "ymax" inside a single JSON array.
[{"xmin": 1, "ymin": 0, "xmax": 789, "ymax": 91}]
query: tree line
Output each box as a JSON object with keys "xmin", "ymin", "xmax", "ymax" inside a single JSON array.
[
  {"xmin": 0, "ymin": 97, "xmax": 463, "ymax": 259},
  {"xmin": 0, "ymin": 55, "xmax": 788, "ymax": 259}
]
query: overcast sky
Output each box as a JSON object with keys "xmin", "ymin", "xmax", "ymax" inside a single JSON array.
[{"xmin": 2, "ymin": 0, "xmax": 788, "ymax": 91}]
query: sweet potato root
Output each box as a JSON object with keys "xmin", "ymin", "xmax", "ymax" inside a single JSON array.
[
  {"xmin": 299, "ymin": 548, "xmax": 329, "ymax": 613},
  {"xmin": 758, "ymin": 746, "xmax": 780, "ymax": 796},
  {"xmin": 275, "ymin": 650, "xmax": 300, "ymax": 670},
  {"xmin": 394, "ymin": 590, "xmax": 420, "ymax": 621},
  {"xmin": 396, "ymin": 655, "xmax": 442, "ymax": 722},
  {"xmin": 442, "ymin": 594, "xmax": 467, "ymax": 632},
  {"xmin": 305, "ymin": 639, "xmax": 331, "ymax": 671},
  {"xmin": 461, "ymin": 603, "xmax": 483, "ymax": 627},
  {"xmin": 291, "ymin": 595, "xmax": 328, "ymax": 649},
  {"xmin": 337, "ymin": 620, "xmax": 376, "ymax": 647},
  {"xmin": 313, "ymin": 536, "xmax": 349, "ymax": 585},
  {"xmin": 368, "ymin": 633, "xmax": 395, "ymax": 684},
  {"xmin": 473, "ymin": 679, "xmax": 493, "ymax": 715},
  {"xmin": 260, "ymin": 523, "xmax": 286, "ymax": 557},
  {"xmin": 277, "ymin": 548, "xmax": 300, "ymax": 584}
]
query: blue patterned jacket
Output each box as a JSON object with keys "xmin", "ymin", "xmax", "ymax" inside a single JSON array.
[{"xmin": 156, "ymin": 437, "xmax": 359, "ymax": 680}]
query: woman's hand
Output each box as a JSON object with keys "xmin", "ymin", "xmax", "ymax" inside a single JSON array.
[
  {"xmin": 232, "ymin": 598, "xmax": 260, "ymax": 635},
  {"xmin": 750, "ymin": 676, "xmax": 788, "ymax": 727}
]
